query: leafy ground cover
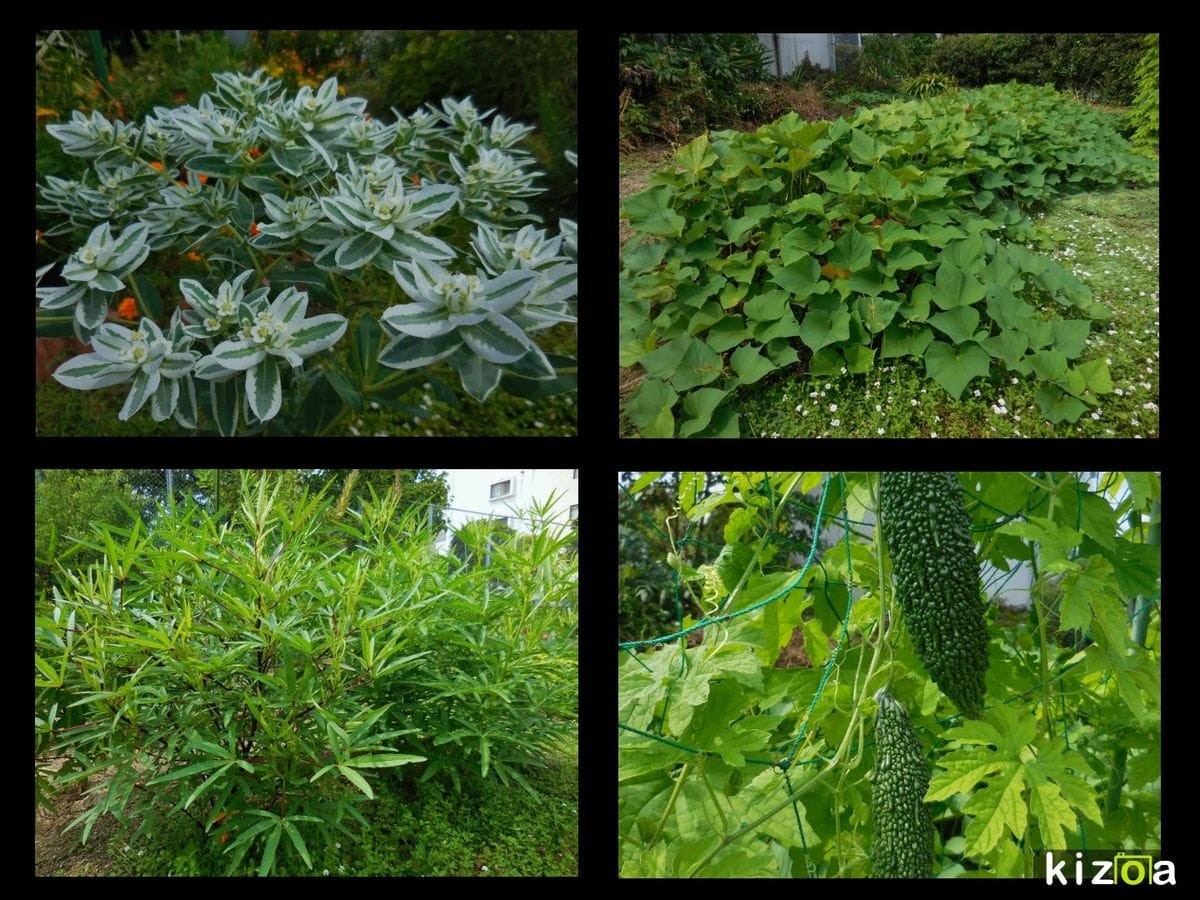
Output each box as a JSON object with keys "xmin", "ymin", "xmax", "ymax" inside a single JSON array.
[{"xmin": 619, "ymin": 83, "xmax": 1158, "ymax": 437}]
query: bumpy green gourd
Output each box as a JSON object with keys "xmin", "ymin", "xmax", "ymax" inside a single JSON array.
[
  {"xmin": 879, "ymin": 471, "xmax": 988, "ymax": 718},
  {"xmin": 871, "ymin": 688, "xmax": 934, "ymax": 878}
]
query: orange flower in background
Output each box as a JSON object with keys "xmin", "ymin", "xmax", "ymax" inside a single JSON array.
[
  {"xmin": 186, "ymin": 251, "xmax": 204, "ymax": 262},
  {"xmin": 408, "ymin": 173, "xmax": 422, "ymax": 186},
  {"xmin": 36, "ymin": 107, "xmax": 59, "ymax": 119},
  {"xmin": 250, "ymin": 222, "xmax": 261, "ymax": 237},
  {"xmin": 197, "ymin": 174, "xmax": 209, "ymax": 185},
  {"xmin": 248, "ymin": 146, "xmax": 262, "ymax": 158},
  {"xmin": 117, "ymin": 297, "xmax": 139, "ymax": 320},
  {"xmin": 107, "ymin": 72, "xmax": 114, "ymax": 84},
  {"xmin": 149, "ymin": 160, "xmax": 164, "ymax": 171},
  {"xmin": 174, "ymin": 92, "xmax": 187, "ymax": 103}
]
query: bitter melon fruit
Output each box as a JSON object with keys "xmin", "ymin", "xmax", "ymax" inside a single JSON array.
[
  {"xmin": 871, "ymin": 688, "xmax": 934, "ymax": 878},
  {"xmin": 879, "ymin": 471, "xmax": 989, "ymax": 719}
]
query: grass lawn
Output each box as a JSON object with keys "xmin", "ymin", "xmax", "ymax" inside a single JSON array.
[
  {"xmin": 618, "ymin": 149, "xmax": 1159, "ymax": 439},
  {"xmin": 36, "ymin": 740, "xmax": 578, "ymax": 877}
]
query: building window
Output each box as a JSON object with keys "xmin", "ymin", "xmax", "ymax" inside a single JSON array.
[
  {"xmin": 490, "ymin": 479, "xmax": 513, "ymax": 500},
  {"xmin": 569, "ymin": 504, "xmax": 579, "ymax": 521},
  {"xmin": 495, "ymin": 516, "xmax": 510, "ymax": 528}
]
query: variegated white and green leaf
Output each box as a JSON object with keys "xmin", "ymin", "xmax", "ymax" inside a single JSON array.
[
  {"xmin": 378, "ymin": 332, "xmax": 462, "ymax": 370},
  {"xmin": 245, "ymin": 355, "xmax": 283, "ymax": 421},
  {"xmin": 212, "ymin": 339, "xmax": 268, "ymax": 371},
  {"xmin": 52, "ymin": 355, "xmax": 137, "ymax": 389},
  {"xmin": 119, "ymin": 368, "xmax": 162, "ymax": 421}
]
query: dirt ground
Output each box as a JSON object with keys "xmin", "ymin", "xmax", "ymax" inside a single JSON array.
[
  {"xmin": 35, "ymin": 760, "xmax": 119, "ymax": 876},
  {"xmin": 617, "ymin": 142, "xmax": 673, "ymax": 251}
]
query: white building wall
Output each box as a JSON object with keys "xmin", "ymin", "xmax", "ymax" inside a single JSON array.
[{"xmin": 439, "ymin": 469, "xmax": 578, "ymax": 539}]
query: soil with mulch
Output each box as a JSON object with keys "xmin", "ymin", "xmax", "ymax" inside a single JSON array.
[{"xmin": 35, "ymin": 759, "xmax": 120, "ymax": 876}]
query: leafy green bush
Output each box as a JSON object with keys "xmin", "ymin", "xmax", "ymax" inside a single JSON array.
[
  {"xmin": 35, "ymin": 470, "xmax": 135, "ymax": 599},
  {"xmin": 900, "ymin": 72, "xmax": 957, "ymax": 99},
  {"xmin": 619, "ymin": 83, "xmax": 1157, "ymax": 437},
  {"xmin": 1128, "ymin": 34, "xmax": 1159, "ymax": 151},
  {"xmin": 35, "ymin": 473, "xmax": 576, "ymax": 875},
  {"xmin": 358, "ymin": 30, "xmax": 577, "ymax": 221},
  {"xmin": 619, "ymin": 33, "xmax": 769, "ymax": 140},
  {"xmin": 929, "ymin": 33, "xmax": 1146, "ymax": 104}
]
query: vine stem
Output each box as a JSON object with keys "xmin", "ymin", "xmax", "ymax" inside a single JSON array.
[
  {"xmin": 649, "ymin": 762, "xmax": 690, "ymax": 849},
  {"xmin": 1032, "ymin": 473, "xmax": 1060, "ymax": 742},
  {"xmin": 688, "ymin": 473, "xmax": 890, "ymax": 877}
]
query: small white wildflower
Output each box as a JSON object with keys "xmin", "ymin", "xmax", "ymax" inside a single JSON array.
[
  {"xmin": 829, "ymin": 403, "xmax": 838, "ymax": 412},
  {"xmin": 930, "ymin": 432, "xmax": 938, "ymax": 438},
  {"xmin": 875, "ymin": 404, "xmax": 882, "ymax": 412},
  {"xmin": 1114, "ymin": 387, "xmax": 1124, "ymax": 396},
  {"xmin": 481, "ymin": 865, "xmax": 489, "ymax": 872},
  {"xmin": 324, "ymin": 869, "xmax": 330, "ymax": 876},
  {"xmin": 910, "ymin": 398, "xmax": 918, "ymax": 407},
  {"xmin": 1091, "ymin": 411, "xmax": 1101, "ymax": 420},
  {"xmin": 1011, "ymin": 377, "xmax": 1019, "ymax": 385},
  {"xmin": 809, "ymin": 390, "xmax": 819, "ymax": 399},
  {"xmin": 830, "ymin": 418, "xmax": 840, "ymax": 427},
  {"xmin": 795, "ymin": 404, "xmax": 803, "ymax": 412},
  {"xmin": 840, "ymin": 366, "xmax": 847, "ymax": 375},
  {"xmin": 824, "ymin": 382, "xmax": 832, "ymax": 390},
  {"xmin": 972, "ymin": 389, "xmax": 981, "ymax": 398},
  {"xmin": 877, "ymin": 426, "xmax": 884, "ymax": 435}
]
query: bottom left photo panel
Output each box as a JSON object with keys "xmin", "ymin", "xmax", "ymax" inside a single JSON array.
[{"xmin": 35, "ymin": 468, "xmax": 579, "ymax": 877}]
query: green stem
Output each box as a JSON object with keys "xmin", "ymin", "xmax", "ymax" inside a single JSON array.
[
  {"xmin": 649, "ymin": 762, "xmax": 690, "ymax": 849},
  {"xmin": 1032, "ymin": 472, "xmax": 1061, "ymax": 742},
  {"xmin": 363, "ymin": 369, "xmax": 423, "ymax": 396}
]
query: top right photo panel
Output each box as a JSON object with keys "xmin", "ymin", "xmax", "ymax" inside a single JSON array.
[{"xmin": 619, "ymin": 33, "xmax": 1159, "ymax": 438}]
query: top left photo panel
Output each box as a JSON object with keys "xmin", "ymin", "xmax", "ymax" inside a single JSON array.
[{"xmin": 36, "ymin": 29, "xmax": 578, "ymax": 436}]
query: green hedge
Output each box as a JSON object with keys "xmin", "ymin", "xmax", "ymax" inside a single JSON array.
[{"xmin": 928, "ymin": 33, "xmax": 1146, "ymax": 104}]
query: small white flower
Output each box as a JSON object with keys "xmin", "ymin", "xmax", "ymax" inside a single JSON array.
[
  {"xmin": 972, "ymin": 389, "xmax": 981, "ymax": 398},
  {"xmin": 875, "ymin": 404, "xmax": 882, "ymax": 412},
  {"xmin": 830, "ymin": 418, "xmax": 840, "ymax": 427},
  {"xmin": 324, "ymin": 869, "xmax": 330, "ymax": 876},
  {"xmin": 910, "ymin": 399, "xmax": 918, "ymax": 407},
  {"xmin": 1011, "ymin": 377, "xmax": 1019, "ymax": 385},
  {"xmin": 840, "ymin": 366, "xmax": 847, "ymax": 375},
  {"xmin": 930, "ymin": 432, "xmax": 938, "ymax": 438},
  {"xmin": 795, "ymin": 404, "xmax": 803, "ymax": 412},
  {"xmin": 824, "ymin": 382, "xmax": 832, "ymax": 390},
  {"xmin": 1114, "ymin": 387, "xmax": 1124, "ymax": 396},
  {"xmin": 481, "ymin": 865, "xmax": 489, "ymax": 872},
  {"xmin": 877, "ymin": 426, "xmax": 884, "ymax": 435},
  {"xmin": 829, "ymin": 403, "xmax": 838, "ymax": 412}
]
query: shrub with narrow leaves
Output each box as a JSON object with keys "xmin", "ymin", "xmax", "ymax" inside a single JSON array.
[
  {"xmin": 34, "ymin": 473, "xmax": 578, "ymax": 875},
  {"xmin": 38, "ymin": 70, "xmax": 577, "ymax": 434}
]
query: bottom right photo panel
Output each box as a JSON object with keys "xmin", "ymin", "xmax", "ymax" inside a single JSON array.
[{"xmin": 618, "ymin": 472, "xmax": 1163, "ymax": 881}]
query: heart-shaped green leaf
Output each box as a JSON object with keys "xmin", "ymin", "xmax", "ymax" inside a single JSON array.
[{"xmin": 924, "ymin": 340, "xmax": 991, "ymax": 399}]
